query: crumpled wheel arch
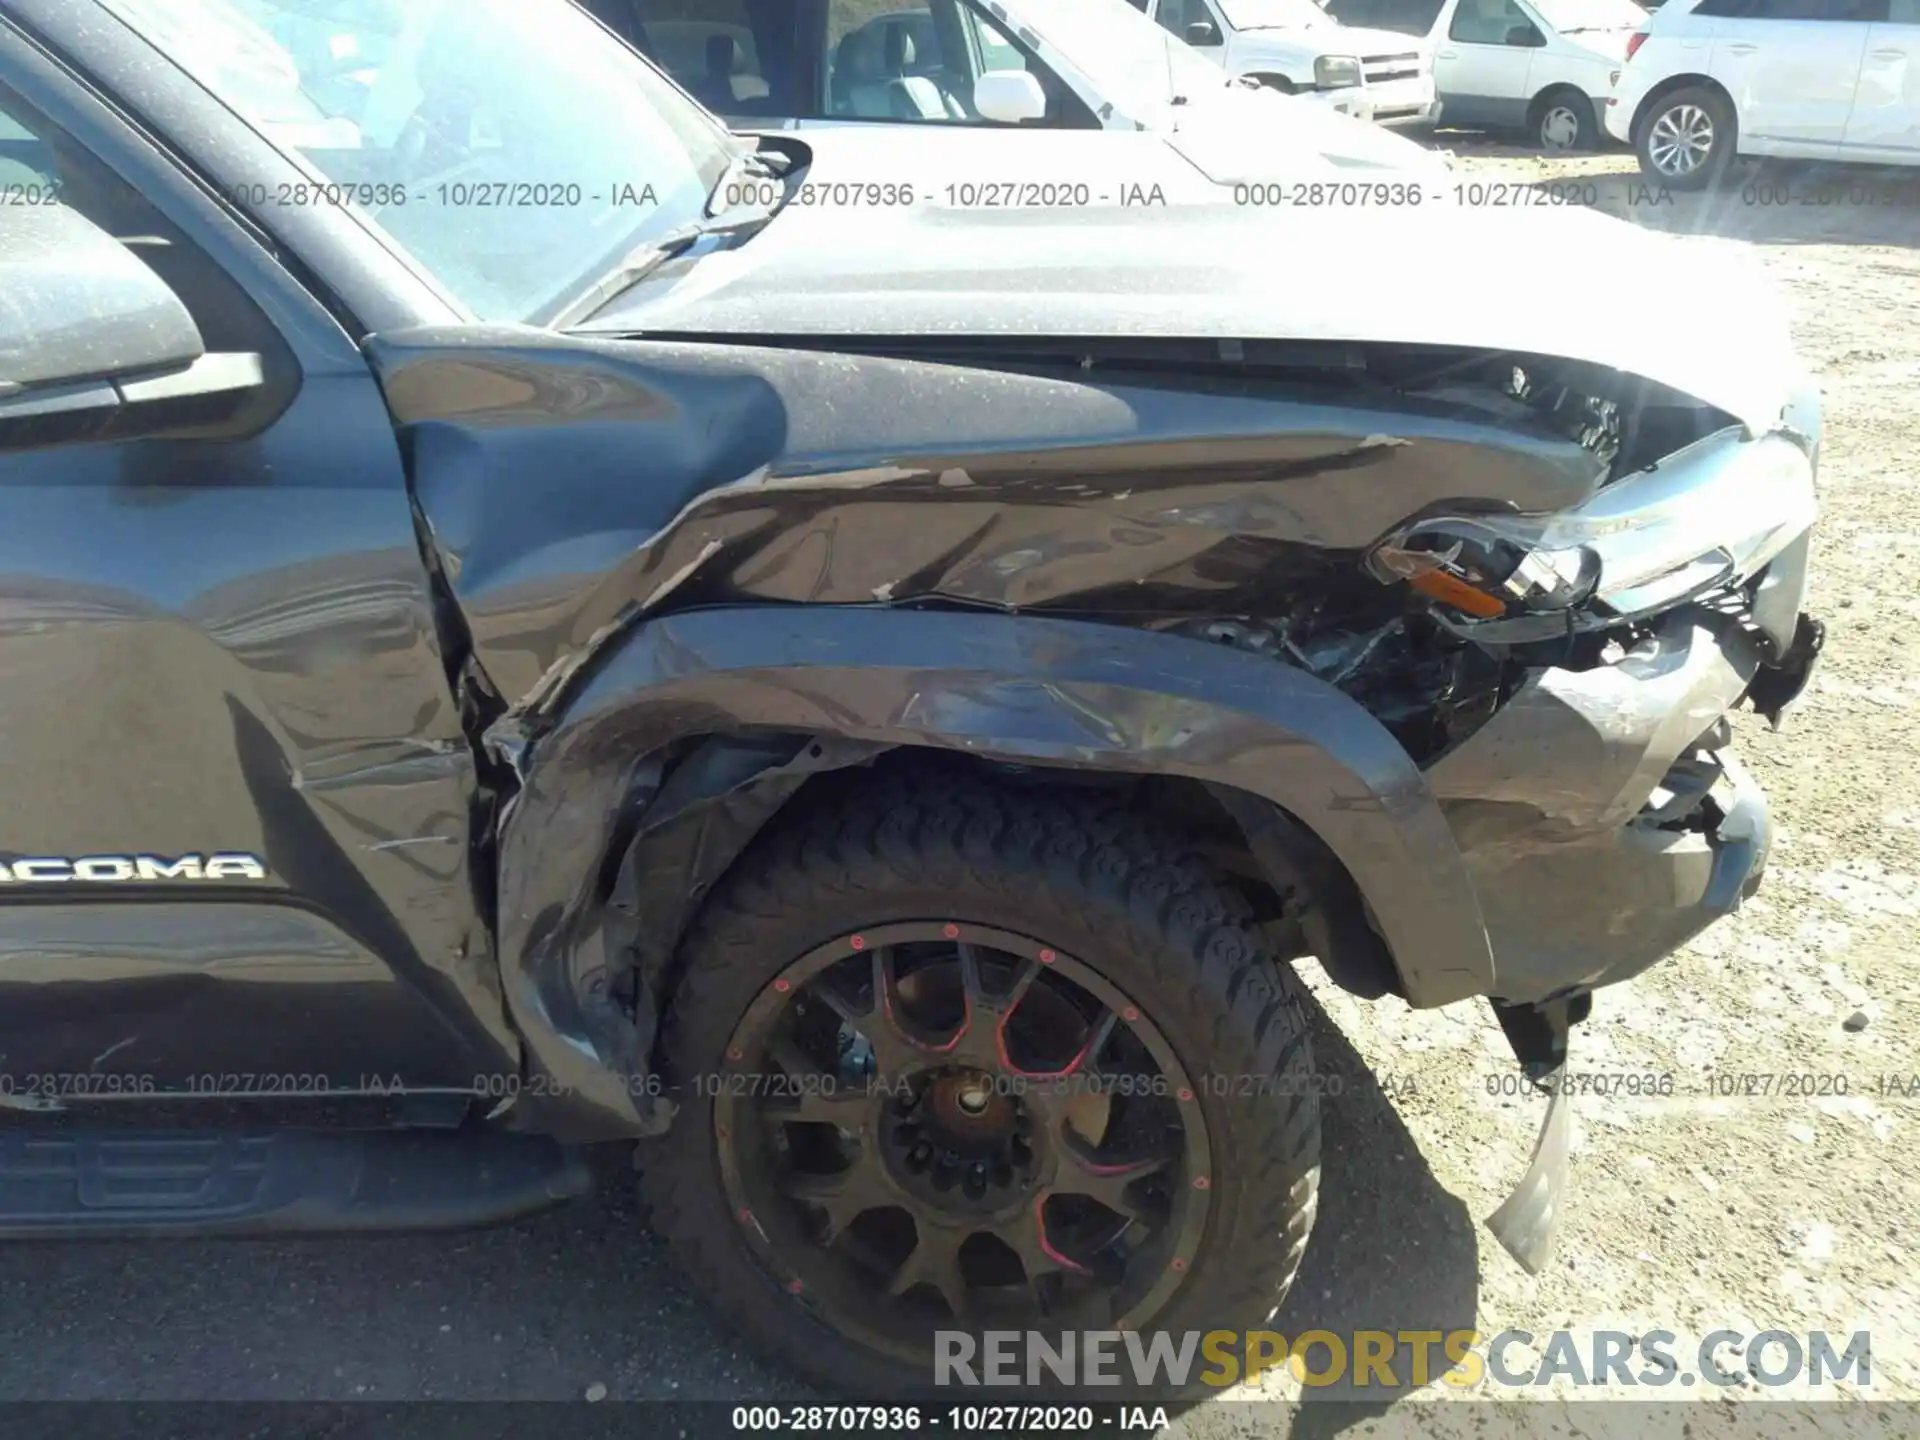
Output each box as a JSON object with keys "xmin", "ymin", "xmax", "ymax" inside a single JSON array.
[{"xmin": 488, "ymin": 605, "xmax": 1496, "ymax": 1140}]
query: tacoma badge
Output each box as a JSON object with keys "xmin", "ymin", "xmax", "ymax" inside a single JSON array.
[{"xmin": 0, "ymin": 854, "xmax": 269, "ymax": 883}]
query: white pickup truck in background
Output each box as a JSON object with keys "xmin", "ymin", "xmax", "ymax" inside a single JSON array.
[{"xmin": 1127, "ymin": 0, "xmax": 1442, "ymax": 127}]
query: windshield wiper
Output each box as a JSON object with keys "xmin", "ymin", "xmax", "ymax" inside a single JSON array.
[
  {"xmin": 546, "ymin": 210, "xmax": 771, "ymax": 330},
  {"xmin": 546, "ymin": 147, "xmax": 790, "ymax": 330},
  {"xmin": 706, "ymin": 145, "xmax": 791, "ymax": 216}
]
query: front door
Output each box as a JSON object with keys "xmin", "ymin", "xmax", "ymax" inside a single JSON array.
[
  {"xmin": 1435, "ymin": 0, "xmax": 1543, "ymax": 126},
  {"xmin": 0, "ymin": 42, "xmax": 515, "ymax": 1114},
  {"xmin": 1709, "ymin": 0, "xmax": 1873, "ymax": 154},
  {"xmin": 1841, "ymin": 0, "xmax": 1920, "ymax": 155}
]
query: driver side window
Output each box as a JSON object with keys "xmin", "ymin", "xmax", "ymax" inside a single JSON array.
[
  {"xmin": 826, "ymin": 2, "xmax": 963, "ymax": 119},
  {"xmin": 1326, "ymin": 0, "xmax": 1447, "ymax": 33},
  {"xmin": 1448, "ymin": 0, "xmax": 1539, "ymax": 43},
  {"xmin": 819, "ymin": 0, "xmax": 1095, "ymax": 127},
  {"xmin": 960, "ymin": 6, "xmax": 1028, "ymax": 73},
  {"xmin": 619, "ymin": 0, "xmax": 783, "ymax": 115},
  {"xmin": 1154, "ymin": 0, "xmax": 1222, "ymax": 38}
]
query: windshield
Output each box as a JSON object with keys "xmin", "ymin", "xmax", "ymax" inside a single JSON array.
[
  {"xmin": 96, "ymin": 0, "xmax": 737, "ymax": 323},
  {"xmin": 1219, "ymin": 0, "xmax": 1333, "ymax": 27},
  {"xmin": 1530, "ymin": 0, "xmax": 1647, "ymax": 28},
  {"xmin": 995, "ymin": 0, "xmax": 1226, "ymax": 117}
]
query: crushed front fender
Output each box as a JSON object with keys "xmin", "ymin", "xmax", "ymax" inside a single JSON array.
[{"xmin": 490, "ymin": 606, "xmax": 1497, "ymax": 1137}]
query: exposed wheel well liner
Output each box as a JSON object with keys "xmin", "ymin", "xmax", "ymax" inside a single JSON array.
[
  {"xmin": 490, "ymin": 606, "xmax": 1495, "ymax": 1140},
  {"xmin": 643, "ymin": 749, "xmax": 1403, "ymax": 1013}
]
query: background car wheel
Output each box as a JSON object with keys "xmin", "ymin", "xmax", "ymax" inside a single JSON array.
[
  {"xmin": 1636, "ymin": 85, "xmax": 1735, "ymax": 190},
  {"xmin": 1532, "ymin": 88, "xmax": 1595, "ymax": 151},
  {"xmin": 640, "ymin": 774, "xmax": 1323, "ymax": 1396}
]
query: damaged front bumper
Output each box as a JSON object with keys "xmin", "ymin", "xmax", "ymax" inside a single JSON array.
[
  {"xmin": 1416, "ymin": 404, "xmax": 1823, "ymax": 1005},
  {"xmin": 1429, "ymin": 610, "xmax": 1789, "ymax": 1005},
  {"xmin": 1410, "ymin": 418, "xmax": 1822, "ymax": 1271},
  {"xmin": 1434, "ymin": 593, "xmax": 1819, "ymax": 1272}
]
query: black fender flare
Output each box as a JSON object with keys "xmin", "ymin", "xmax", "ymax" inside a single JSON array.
[{"xmin": 494, "ymin": 607, "xmax": 1495, "ymax": 1138}]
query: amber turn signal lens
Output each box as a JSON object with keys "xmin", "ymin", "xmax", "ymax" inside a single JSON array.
[{"xmin": 1407, "ymin": 567, "xmax": 1509, "ymax": 618}]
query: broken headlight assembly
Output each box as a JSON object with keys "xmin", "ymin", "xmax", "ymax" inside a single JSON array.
[{"xmin": 1368, "ymin": 428, "xmax": 1819, "ymax": 642}]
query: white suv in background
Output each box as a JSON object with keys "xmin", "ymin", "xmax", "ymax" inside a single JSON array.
[
  {"xmin": 1322, "ymin": 0, "xmax": 1649, "ymax": 148},
  {"xmin": 585, "ymin": 0, "xmax": 1447, "ymax": 186},
  {"xmin": 1129, "ymin": 0, "xmax": 1443, "ymax": 126},
  {"xmin": 1607, "ymin": 0, "xmax": 1920, "ymax": 186}
]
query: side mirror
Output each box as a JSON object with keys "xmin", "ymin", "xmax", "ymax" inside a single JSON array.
[
  {"xmin": 1185, "ymin": 19, "xmax": 1224, "ymax": 45},
  {"xmin": 1, "ymin": 202, "xmax": 202, "ymax": 394},
  {"xmin": 974, "ymin": 69, "xmax": 1048, "ymax": 124},
  {"xmin": 1507, "ymin": 22, "xmax": 1545, "ymax": 44},
  {"xmin": 0, "ymin": 204, "xmax": 261, "ymax": 447}
]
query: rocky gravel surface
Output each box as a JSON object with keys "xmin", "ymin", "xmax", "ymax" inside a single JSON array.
[{"xmin": 1203, "ymin": 139, "xmax": 1920, "ymax": 1433}]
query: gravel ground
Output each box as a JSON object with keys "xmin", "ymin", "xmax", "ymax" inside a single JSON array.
[{"xmin": 0, "ymin": 140, "xmax": 1913, "ymax": 1431}]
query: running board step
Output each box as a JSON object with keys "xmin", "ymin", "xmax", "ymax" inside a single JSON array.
[{"xmin": 0, "ymin": 1128, "xmax": 590, "ymax": 1238}]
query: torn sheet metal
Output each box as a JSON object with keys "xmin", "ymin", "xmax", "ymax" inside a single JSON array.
[
  {"xmin": 1426, "ymin": 613, "xmax": 1764, "ymax": 837},
  {"xmin": 1486, "ymin": 1064, "xmax": 1574, "ymax": 1275},
  {"xmin": 370, "ymin": 328, "xmax": 1613, "ymax": 712},
  {"xmin": 487, "ymin": 603, "xmax": 1500, "ymax": 1136}
]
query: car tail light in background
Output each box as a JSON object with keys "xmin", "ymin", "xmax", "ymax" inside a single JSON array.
[{"xmin": 1625, "ymin": 32, "xmax": 1647, "ymax": 61}]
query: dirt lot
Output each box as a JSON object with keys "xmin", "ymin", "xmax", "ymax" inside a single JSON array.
[
  {"xmin": 0, "ymin": 141, "xmax": 1912, "ymax": 1434},
  {"xmin": 1194, "ymin": 138, "xmax": 1920, "ymax": 1429}
]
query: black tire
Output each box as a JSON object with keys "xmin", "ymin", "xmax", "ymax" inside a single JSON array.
[
  {"xmin": 1531, "ymin": 87, "xmax": 1596, "ymax": 152},
  {"xmin": 1635, "ymin": 84, "xmax": 1735, "ymax": 190},
  {"xmin": 640, "ymin": 775, "xmax": 1322, "ymax": 1396}
]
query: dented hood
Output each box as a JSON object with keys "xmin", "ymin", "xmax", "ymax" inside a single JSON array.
[{"xmin": 583, "ymin": 131, "xmax": 1803, "ymax": 436}]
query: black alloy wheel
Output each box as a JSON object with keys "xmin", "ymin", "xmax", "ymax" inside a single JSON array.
[
  {"xmin": 715, "ymin": 923, "xmax": 1210, "ymax": 1358},
  {"xmin": 641, "ymin": 776, "xmax": 1324, "ymax": 1396}
]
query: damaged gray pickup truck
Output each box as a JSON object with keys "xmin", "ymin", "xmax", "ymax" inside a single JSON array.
[{"xmin": 0, "ymin": 0, "xmax": 1821, "ymax": 1397}]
